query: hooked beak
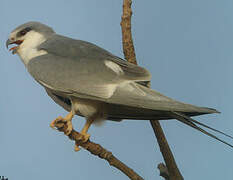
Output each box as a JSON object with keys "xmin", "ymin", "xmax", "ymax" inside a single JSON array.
[
  {"xmin": 6, "ymin": 39, "xmax": 23, "ymax": 54},
  {"xmin": 6, "ymin": 39, "xmax": 12, "ymax": 49}
]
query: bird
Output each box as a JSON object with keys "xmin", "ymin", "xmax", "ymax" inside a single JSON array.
[{"xmin": 6, "ymin": 21, "xmax": 233, "ymax": 151}]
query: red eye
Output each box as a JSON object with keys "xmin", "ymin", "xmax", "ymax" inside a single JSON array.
[
  {"xmin": 19, "ymin": 27, "xmax": 32, "ymax": 36},
  {"xmin": 20, "ymin": 30, "xmax": 27, "ymax": 36}
]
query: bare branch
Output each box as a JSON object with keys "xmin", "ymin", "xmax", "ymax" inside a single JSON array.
[
  {"xmin": 150, "ymin": 121, "xmax": 183, "ymax": 180},
  {"xmin": 121, "ymin": 0, "xmax": 137, "ymax": 65},
  {"xmin": 53, "ymin": 120, "xmax": 144, "ymax": 180},
  {"xmin": 120, "ymin": 0, "xmax": 183, "ymax": 179}
]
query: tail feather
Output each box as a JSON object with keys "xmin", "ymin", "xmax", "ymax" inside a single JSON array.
[
  {"xmin": 174, "ymin": 112, "xmax": 233, "ymax": 139},
  {"xmin": 171, "ymin": 112, "xmax": 233, "ymax": 148}
]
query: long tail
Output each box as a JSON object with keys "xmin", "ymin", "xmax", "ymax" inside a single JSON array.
[{"xmin": 170, "ymin": 111, "xmax": 233, "ymax": 148}]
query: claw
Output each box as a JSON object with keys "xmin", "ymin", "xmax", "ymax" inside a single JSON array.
[
  {"xmin": 74, "ymin": 144, "xmax": 81, "ymax": 152},
  {"xmin": 64, "ymin": 120, "xmax": 73, "ymax": 135},
  {"xmin": 50, "ymin": 116, "xmax": 63, "ymax": 129},
  {"xmin": 74, "ymin": 133, "xmax": 90, "ymax": 152},
  {"xmin": 50, "ymin": 112, "xmax": 74, "ymax": 135},
  {"xmin": 50, "ymin": 120, "xmax": 56, "ymax": 129},
  {"xmin": 80, "ymin": 132, "xmax": 90, "ymax": 142}
]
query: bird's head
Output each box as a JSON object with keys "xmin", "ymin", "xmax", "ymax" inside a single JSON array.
[{"xmin": 6, "ymin": 21, "xmax": 55, "ymax": 54}]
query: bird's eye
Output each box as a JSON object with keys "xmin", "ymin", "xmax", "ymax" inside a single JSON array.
[
  {"xmin": 19, "ymin": 27, "xmax": 32, "ymax": 36},
  {"xmin": 20, "ymin": 30, "xmax": 27, "ymax": 36}
]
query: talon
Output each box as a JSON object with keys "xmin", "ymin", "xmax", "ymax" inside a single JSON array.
[
  {"xmin": 55, "ymin": 116, "xmax": 63, "ymax": 122},
  {"xmin": 64, "ymin": 120, "xmax": 73, "ymax": 135},
  {"xmin": 74, "ymin": 144, "xmax": 81, "ymax": 152},
  {"xmin": 50, "ymin": 116, "xmax": 64, "ymax": 129},
  {"xmin": 80, "ymin": 132, "xmax": 90, "ymax": 142},
  {"xmin": 50, "ymin": 112, "xmax": 74, "ymax": 134},
  {"xmin": 64, "ymin": 128, "xmax": 72, "ymax": 135},
  {"xmin": 50, "ymin": 120, "xmax": 56, "ymax": 129}
]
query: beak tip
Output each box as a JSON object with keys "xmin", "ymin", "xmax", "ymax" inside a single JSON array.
[{"xmin": 6, "ymin": 39, "xmax": 10, "ymax": 49}]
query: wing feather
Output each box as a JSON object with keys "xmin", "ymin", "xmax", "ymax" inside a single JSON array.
[
  {"xmin": 38, "ymin": 34, "xmax": 151, "ymax": 81},
  {"xmin": 29, "ymin": 34, "xmax": 217, "ymax": 115},
  {"xmin": 28, "ymin": 54, "xmax": 120, "ymax": 98}
]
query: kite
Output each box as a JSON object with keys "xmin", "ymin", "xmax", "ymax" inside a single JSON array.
[{"xmin": 6, "ymin": 22, "xmax": 233, "ymax": 150}]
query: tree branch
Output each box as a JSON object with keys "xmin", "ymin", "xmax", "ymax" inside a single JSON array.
[
  {"xmin": 53, "ymin": 120, "xmax": 144, "ymax": 180},
  {"xmin": 121, "ymin": 0, "xmax": 137, "ymax": 65},
  {"xmin": 120, "ymin": 0, "xmax": 183, "ymax": 179},
  {"xmin": 151, "ymin": 121, "xmax": 183, "ymax": 180}
]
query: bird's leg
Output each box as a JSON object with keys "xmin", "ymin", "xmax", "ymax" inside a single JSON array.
[
  {"xmin": 74, "ymin": 117, "xmax": 94, "ymax": 152},
  {"xmin": 50, "ymin": 111, "xmax": 74, "ymax": 135},
  {"xmin": 81, "ymin": 117, "xmax": 94, "ymax": 142}
]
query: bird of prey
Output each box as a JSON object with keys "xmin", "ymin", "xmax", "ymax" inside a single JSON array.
[{"xmin": 6, "ymin": 21, "xmax": 233, "ymax": 150}]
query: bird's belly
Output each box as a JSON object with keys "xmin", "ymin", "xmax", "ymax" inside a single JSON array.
[{"xmin": 71, "ymin": 97, "xmax": 106, "ymax": 119}]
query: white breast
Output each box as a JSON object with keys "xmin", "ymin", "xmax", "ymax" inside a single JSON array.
[{"xmin": 17, "ymin": 31, "xmax": 48, "ymax": 65}]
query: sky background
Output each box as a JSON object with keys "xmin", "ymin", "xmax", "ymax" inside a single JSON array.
[{"xmin": 1, "ymin": 0, "xmax": 233, "ymax": 179}]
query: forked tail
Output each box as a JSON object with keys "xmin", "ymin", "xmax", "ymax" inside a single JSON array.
[{"xmin": 170, "ymin": 112, "xmax": 233, "ymax": 148}]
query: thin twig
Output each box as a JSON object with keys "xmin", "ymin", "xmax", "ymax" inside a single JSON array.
[
  {"xmin": 157, "ymin": 163, "xmax": 170, "ymax": 180},
  {"xmin": 53, "ymin": 120, "xmax": 144, "ymax": 180},
  {"xmin": 120, "ymin": 0, "xmax": 183, "ymax": 179}
]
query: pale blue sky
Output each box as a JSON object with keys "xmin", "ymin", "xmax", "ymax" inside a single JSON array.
[{"xmin": 1, "ymin": 0, "xmax": 233, "ymax": 179}]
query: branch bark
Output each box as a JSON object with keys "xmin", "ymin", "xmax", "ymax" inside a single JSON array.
[
  {"xmin": 120, "ymin": 0, "xmax": 183, "ymax": 180},
  {"xmin": 151, "ymin": 121, "xmax": 183, "ymax": 180},
  {"xmin": 53, "ymin": 120, "xmax": 144, "ymax": 180},
  {"xmin": 121, "ymin": 0, "xmax": 137, "ymax": 65}
]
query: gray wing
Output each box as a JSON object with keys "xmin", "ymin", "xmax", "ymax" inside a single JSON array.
[
  {"xmin": 105, "ymin": 82, "xmax": 218, "ymax": 114},
  {"xmin": 28, "ymin": 34, "xmax": 150, "ymax": 99},
  {"xmin": 29, "ymin": 34, "xmax": 217, "ymax": 114},
  {"xmin": 38, "ymin": 34, "xmax": 151, "ymax": 81},
  {"xmin": 47, "ymin": 79, "xmax": 217, "ymax": 115}
]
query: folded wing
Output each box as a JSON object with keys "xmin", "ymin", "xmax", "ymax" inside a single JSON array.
[{"xmin": 28, "ymin": 34, "xmax": 150, "ymax": 98}]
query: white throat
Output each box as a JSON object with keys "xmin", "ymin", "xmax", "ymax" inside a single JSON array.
[{"xmin": 17, "ymin": 31, "xmax": 47, "ymax": 65}]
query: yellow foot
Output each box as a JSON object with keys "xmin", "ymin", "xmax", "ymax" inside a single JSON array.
[
  {"xmin": 74, "ymin": 133, "xmax": 90, "ymax": 152},
  {"xmin": 80, "ymin": 132, "xmax": 90, "ymax": 142},
  {"xmin": 50, "ymin": 117, "xmax": 59, "ymax": 129},
  {"xmin": 50, "ymin": 116, "xmax": 73, "ymax": 135}
]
